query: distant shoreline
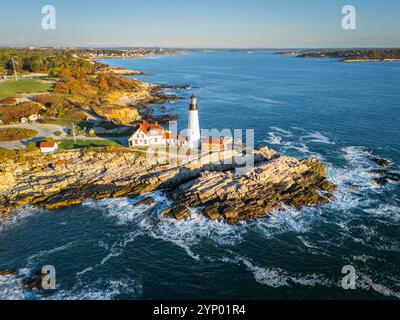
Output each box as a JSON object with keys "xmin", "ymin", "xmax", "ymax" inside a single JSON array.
[{"xmin": 274, "ymin": 49, "xmax": 400, "ymax": 63}]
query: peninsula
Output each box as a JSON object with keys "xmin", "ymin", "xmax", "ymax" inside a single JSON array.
[
  {"xmin": 0, "ymin": 48, "xmax": 337, "ymax": 224},
  {"xmin": 275, "ymin": 48, "xmax": 400, "ymax": 62}
]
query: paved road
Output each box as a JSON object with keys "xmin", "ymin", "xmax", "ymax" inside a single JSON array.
[{"xmin": 0, "ymin": 123, "xmax": 129, "ymax": 150}]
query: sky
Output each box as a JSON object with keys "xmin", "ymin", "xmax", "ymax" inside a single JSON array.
[{"xmin": 1, "ymin": 0, "xmax": 399, "ymax": 48}]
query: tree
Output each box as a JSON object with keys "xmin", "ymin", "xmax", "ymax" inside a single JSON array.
[
  {"xmin": 98, "ymin": 76, "xmax": 108, "ymax": 93},
  {"xmin": 0, "ymin": 65, "xmax": 6, "ymax": 75}
]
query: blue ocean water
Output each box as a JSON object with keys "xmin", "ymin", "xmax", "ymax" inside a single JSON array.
[{"xmin": 1, "ymin": 51, "xmax": 400, "ymax": 299}]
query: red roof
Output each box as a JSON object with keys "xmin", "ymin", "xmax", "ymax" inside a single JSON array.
[
  {"xmin": 139, "ymin": 120, "xmax": 164, "ymax": 135},
  {"xmin": 163, "ymin": 131, "xmax": 186, "ymax": 142},
  {"xmin": 40, "ymin": 141, "xmax": 57, "ymax": 148},
  {"xmin": 201, "ymin": 137, "xmax": 224, "ymax": 145}
]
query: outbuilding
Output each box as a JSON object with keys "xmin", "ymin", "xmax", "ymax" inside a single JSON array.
[{"xmin": 40, "ymin": 141, "xmax": 59, "ymax": 153}]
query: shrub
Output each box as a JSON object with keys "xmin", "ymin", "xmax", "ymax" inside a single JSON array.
[
  {"xmin": 0, "ymin": 102, "xmax": 42, "ymax": 124},
  {"xmin": 26, "ymin": 142, "xmax": 38, "ymax": 151},
  {"xmin": 0, "ymin": 148, "xmax": 18, "ymax": 160},
  {"xmin": 0, "ymin": 97, "xmax": 16, "ymax": 105},
  {"xmin": 0, "ymin": 128, "xmax": 38, "ymax": 141}
]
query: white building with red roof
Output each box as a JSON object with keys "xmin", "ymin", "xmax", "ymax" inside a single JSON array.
[
  {"xmin": 39, "ymin": 141, "xmax": 59, "ymax": 153},
  {"xmin": 128, "ymin": 120, "xmax": 187, "ymax": 147}
]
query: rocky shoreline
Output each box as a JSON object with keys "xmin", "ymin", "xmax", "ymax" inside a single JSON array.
[{"xmin": 0, "ymin": 146, "xmax": 336, "ymax": 223}]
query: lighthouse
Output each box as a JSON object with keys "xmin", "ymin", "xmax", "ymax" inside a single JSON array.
[{"xmin": 188, "ymin": 95, "xmax": 201, "ymax": 149}]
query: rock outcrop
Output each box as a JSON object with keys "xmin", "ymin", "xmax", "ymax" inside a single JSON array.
[
  {"xmin": 91, "ymin": 105, "xmax": 141, "ymax": 124},
  {"xmin": 0, "ymin": 146, "xmax": 336, "ymax": 223},
  {"xmin": 162, "ymin": 157, "xmax": 336, "ymax": 223}
]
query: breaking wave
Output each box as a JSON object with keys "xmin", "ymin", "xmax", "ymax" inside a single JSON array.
[
  {"xmin": 0, "ymin": 207, "xmax": 43, "ymax": 233},
  {"xmin": 83, "ymin": 192, "xmax": 245, "ymax": 261},
  {"xmin": 222, "ymin": 254, "xmax": 333, "ymax": 288},
  {"xmin": 48, "ymin": 278, "xmax": 142, "ymax": 300}
]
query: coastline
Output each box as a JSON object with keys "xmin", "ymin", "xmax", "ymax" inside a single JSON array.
[
  {"xmin": 274, "ymin": 49, "xmax": 400, "ymax": 63},
  {"xmin": 0, "ymin": 53, "xmax": 338, "ymax": 223},
  {"xmin": 0, "ymin": 146, "xmax": 337, "ymax": 223}
]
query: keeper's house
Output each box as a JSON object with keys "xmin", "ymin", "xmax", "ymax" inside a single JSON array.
[{"xmin": 128, "ymin": 121, "xmax": 187, "ymax": 147}]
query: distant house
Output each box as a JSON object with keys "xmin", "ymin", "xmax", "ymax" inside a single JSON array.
[
  {"xmin": 20, "ymin": 117, "xmax": 28, "ymax": 124},
  {"xmin": 40, "ymin": 141, "xmax": 59, "ymax": 153},
  {"xmin": 201, "ymin": 137, "xmax": 225, "ymax": 152},
  {"xmin": 28, "ymin": 114, "xmax": 38, "ymax": 122},
  {"xmin": 128, "ymin": 121, "xmax": 187, "ymax": 147}
]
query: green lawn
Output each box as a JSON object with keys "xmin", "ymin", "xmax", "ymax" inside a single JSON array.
[
  {"xmin": 0, "ymin": 78, "xmax": 54, "ymax": 99},
  {"xmin": 56, "ymin": 139, "xmax": 121, "ymax": 150}
]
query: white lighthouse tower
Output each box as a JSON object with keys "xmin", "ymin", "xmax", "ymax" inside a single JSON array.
[{"xmin": 188, "ymin": 95, "xmax": 201, "ymax": 149}]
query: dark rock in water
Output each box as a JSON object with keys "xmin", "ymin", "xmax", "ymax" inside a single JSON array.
[
  {"xmin": 152, "ymin": 114, "xmax": 179, "ymax": 124},
  {"xmin": 386, "ymin": 172, "xmax": 400, "ymax": 182},
  {"xmin": 134, "ymin": 197, "xmax": 155, "ymax": 207},
  {"xmin": 375, "ymin": 177, "xmax": 389, "ymax": 186},
  {"xmin": 22, "ymin": 271, "xmax": 46, "ymax": 291},
  {"xmin": 371, "ymin": 169, "xmax": 390, "ymax": 175},
  {"xmin": 370, "ymin": 157, "xmax": 391, "ymax": 167},
  {"xmin": 373, "ymin": 169, "xmax": 400, "ymax": 186},
  {"xmin": 155, "ymin": 84, "xmax": 191, "ymax": 90}
]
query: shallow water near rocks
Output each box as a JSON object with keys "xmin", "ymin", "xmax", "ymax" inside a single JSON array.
[{"xmin": 1, "ymin": 51, "xmax": 400, "ymax": 299}]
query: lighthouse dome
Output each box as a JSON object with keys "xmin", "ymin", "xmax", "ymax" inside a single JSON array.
[{"xmin": 190, "ymin": 95, "xmax": 198, "ymax": 110}]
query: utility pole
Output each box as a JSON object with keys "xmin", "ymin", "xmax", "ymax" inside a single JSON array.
[
  {"xmin": 11, "ymin": 58, "xmax": 18, "ymax": 81},
  {"xmin": 72, "ymin": 123, "xmax": 77, "ymax": 143}
]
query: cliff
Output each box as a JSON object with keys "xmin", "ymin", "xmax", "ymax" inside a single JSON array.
[{"xmin": 91, "ymin": 104, "xmax": 141, "ymax": 124}]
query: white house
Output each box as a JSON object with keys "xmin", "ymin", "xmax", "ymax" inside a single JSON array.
[
  {"xmin": 20, "ymin": 117, "xmax": 28, "ymax": 124},
  {"xmin": 40, "ymin": 141, "xmax": 59, "ymax": 153},
  {"xmin": 28, "ymin": 114, "xmax": 38, "ymax": 122},
  {"xmin": 128, "ymin": 121, "xmax": 187, "ymax": 147}
]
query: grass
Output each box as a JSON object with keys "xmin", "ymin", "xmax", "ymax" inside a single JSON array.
[
  {"xmin": 0, "ymin": 78, "xmax": 54, "ymax": 99},
  {"xmin": 44, "ymin": 119, "xmax": 95, "ymax": 129},
  {"xmin": 0, "ymin": 128, "xmax": 38, "ymax": 141},
  {"xmin": 56, "ymin": 139, "xmax": 121, "ymax": 150}
]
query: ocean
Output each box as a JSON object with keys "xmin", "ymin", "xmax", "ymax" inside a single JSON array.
[{"xmin": 1, "ymin": 50, "xmax": 399, "ymax": 299}]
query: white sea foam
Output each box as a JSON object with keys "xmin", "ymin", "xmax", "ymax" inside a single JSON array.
[
  {"xmin": 0, "ymin": 206, "xmax": 43, "ymax": 233},
  {"xmin": 265, "ymin": 128, "xmax": 323, "ymax": 157},
  {"xmin": 301, "ymin": 131, "xmax": 335, "ymax": 145},
  {"xmin": 26, "ymin": 241, "xmax": 78, "ymax": 269},
  {"xmin": 0, "ymin": 269, "xmax": 41, "ymax": 300},
  {"xmin": 365, "ymin": 204, "xmax": 400, "ymax": 223},
  {"xmin": 48, "ymin": 278, "xmax": 142, "ymax": 300},
  {"xmin": 141, "ymin": 209, "xmax": 245, "ymax": 260},
  {"xmin": 270, "ymin": 127, "xmax": 293, "ymax": 136},
  {"xmin": 0, "ymin": 274, "xmax": 25, "ymax": 300},
  {"xmin": 223, "ymin": 254, "xmax": 332, "ymax": 288},
  {"xmin": 357, "ymin": 273, "xmax": 400, "ymax": 299},
  {"xmin": 253, "ymin": 207, "xmax": 320, "ymax": 239},
  {"xmin": 76, "ymin": 230, "xmax": 143, "ymax": 277},
  {"xmin": 84, "ymin": 194, "xmax": 244, "ymax": 261}
]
